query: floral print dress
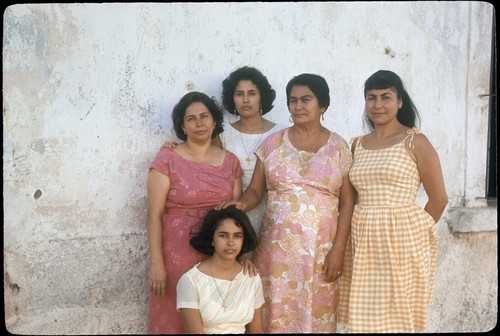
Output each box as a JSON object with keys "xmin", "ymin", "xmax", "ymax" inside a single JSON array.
[{"xmin": 253, "ymin": 128, "xmax": 352, "ymax": 333}]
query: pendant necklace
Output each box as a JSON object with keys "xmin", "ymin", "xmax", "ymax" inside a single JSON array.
[
  {"xmin": 239, "ymin": 120, "xmax": 265, "ymax": 165},
  {"xmin": 209, "ymin": 261, "xmax": 237, "ymax": 311}
]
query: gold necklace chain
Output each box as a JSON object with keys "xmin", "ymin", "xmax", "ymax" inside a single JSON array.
[
  {"xmin": 208, "ymin": 261, "xmax": 237, "ymax": 311},
  {"xmin": 238, "ymin": 120, "xmax": 266, "ymax": 164}
]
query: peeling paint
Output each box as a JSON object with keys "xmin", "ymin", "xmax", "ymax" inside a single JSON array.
[{"xmin": 3, "ymin": 2, "xmax": 496, "ymax": 334}]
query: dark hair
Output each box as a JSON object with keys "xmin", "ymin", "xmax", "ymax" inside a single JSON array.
[
  {"xmin": 285, "ymin": 73, "xmax": 330, "ymax": 111},
  {"xmin": 190, "ymin": 205, "xmax": 258, "ymax": 260},
  {"xmin": 172, "ymin": 91, "xmax": 224, "ymax": 141},
  {"xmin": 363, "ymin": 70, "xmax": 420, "ymax": 130},
  {"xmin": 221, "ymin": 66, "xmax": 276, "ymax": 115}
]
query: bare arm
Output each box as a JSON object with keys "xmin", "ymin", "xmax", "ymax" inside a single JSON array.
[
  {"xmin": 412, "ymin": 133, "xmax": 448, "ymax": 222},
  {"xmin": 238, "ymin": 158, "xmax": 266, "ymax": 211},
  {"xmin": 246, "ymin": 306, "xmax": 264, "ymax": 334},
  {"xmin": 180, "ymin": 308, "xmax": 204, "ymax": 334},
  {"xmin": 146, "ymin": 169, "xmax": 170, "ymax": 297},
  {"xmin": 323, "ymin": 174, "xmax": 355, "ymax": 282},
  {"xmin": 232, "ymin": 175, "xmax": 243, "ymax": 201},
  {"xmin": 215, "ymin": 157, "xmax": 266, "ymax": 212}
]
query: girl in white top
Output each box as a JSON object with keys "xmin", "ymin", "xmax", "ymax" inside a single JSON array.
[{"xmin": 177, "ymin": 206, "xmax": 264, "ymax": 334}]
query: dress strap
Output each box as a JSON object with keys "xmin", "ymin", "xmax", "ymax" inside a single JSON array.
[
  {"xmin": 350, "ymin": 135, "xmax": 364, "ymax": 148},
  {"xmin": 404, "ymin": 127, "xmax": 421, "ymax": 149}
]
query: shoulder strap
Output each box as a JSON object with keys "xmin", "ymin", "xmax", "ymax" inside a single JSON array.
[
  {"xmin": 350, "ymin": 135, "xmax": 363, "ymax": 146},
  {"xmin": 350, "ymin": 135, "xmax": 364, "ymax": 153},
  {"xmin": 404, "ymin": 127, "xmax": 421, "ymax": 149}
]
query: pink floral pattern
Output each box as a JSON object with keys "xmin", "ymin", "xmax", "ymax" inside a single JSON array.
[
  {"xmin": 254, "ymin": 128, "xmax": 352, "ymax": 333},
  {"xmin": 147, "ymin": 148, "xmax": 242, "ymax": 334}
]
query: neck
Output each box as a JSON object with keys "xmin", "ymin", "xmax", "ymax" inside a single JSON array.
[
  {"xmin": 291, "ymin": 123, "xmax": 323, "ymax": 136},
  {"xmin": 184, "ymin": 139, "xmax": 212, "ymax": 154},
  {"xmin": 209, "ymin": 257, "xmax": 238, "ymax": 278},
  {"xmin": 372, "ymin": 122, "xmax": 406, "ymax": 138},
  {"xmin": 236, "ymin": 115, "xmax": 265, "ymax": 133}
]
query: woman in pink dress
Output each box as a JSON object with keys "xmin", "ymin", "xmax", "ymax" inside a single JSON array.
[
  {"xmin": 146, "ymin": 91, "xmax": 243, "ymax": 334},
  {"xmin": 218, "ymin": 74, "xmax": 355, "ymax": 333}
]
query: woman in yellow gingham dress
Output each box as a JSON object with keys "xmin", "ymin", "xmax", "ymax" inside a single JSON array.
[{"xmin": 339, "ymin": 70, "xmax": 448, "ymax": 333}]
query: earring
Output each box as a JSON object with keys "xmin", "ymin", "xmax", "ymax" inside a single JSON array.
[
  {"xmin": 260, "ymin": 106, "xmax": 263, "ymax": 116},
  {"xmin": 289, "ymin": 115, "xmax": 293, "ymax": 123},
  {"xmin": 321, "ymin": 113, "xmax": 325, "ymax": 121},
  {"xmin": 211, "ymin": 242, "xmax": 214, "ymax": 246},
  {"xmin": 234, "ymin": 109, "xmax": 239, "ymax": 116}
]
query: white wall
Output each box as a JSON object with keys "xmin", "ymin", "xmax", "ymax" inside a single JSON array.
[{"xmin": 3, "ymin": 2, "xmax": 496, "ymax": 334}]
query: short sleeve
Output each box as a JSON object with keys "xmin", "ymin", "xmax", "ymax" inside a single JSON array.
[
  {"xmin": 338, "ymin": 138, "xmax": 353, "ymax": 177},
  {"xmin": 150, "ymin": 148, "xmax": 173, "ymax": 177},
  {"xmin": 255, "ymin": 129, "xmax": 285, "ymax": 162},
  {"xmin": 176, "ymin": 271, "xmax": 200, "ymax": 310},
  {"xmin": 226, "ymin": 151, "xmax": 243, "ymax": 180}
]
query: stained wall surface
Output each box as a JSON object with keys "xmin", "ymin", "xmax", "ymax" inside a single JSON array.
[{"xmin": 3, "ymin": 2, "xmax": 496, "ymax": 333}]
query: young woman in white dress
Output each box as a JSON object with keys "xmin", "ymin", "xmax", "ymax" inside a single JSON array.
[{"xmin": 176, "ymin": 206, "xmax": 264, "ymax": 334}]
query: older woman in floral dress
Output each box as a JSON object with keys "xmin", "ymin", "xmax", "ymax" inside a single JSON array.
[{"xmin": 218, "ymin": 73, "xmax": 355, "ymax": 333}]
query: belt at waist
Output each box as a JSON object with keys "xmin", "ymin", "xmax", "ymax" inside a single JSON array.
[{"xmin": 165, "ymin": 207, "xmax": 209, "ymax": 218}]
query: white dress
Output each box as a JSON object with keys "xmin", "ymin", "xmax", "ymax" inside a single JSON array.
[
  {"xmin": 221, "ymin": 123, "xmax": 286, "ymax": 236},
  {"xmin": 177, "ymin": 263, "xmax": 265, "ymax": 334}
]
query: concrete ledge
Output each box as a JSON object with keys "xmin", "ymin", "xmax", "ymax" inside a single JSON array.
[{"xmin": 448, "ymin": 206, "xmax": 497, "ymax": 233}]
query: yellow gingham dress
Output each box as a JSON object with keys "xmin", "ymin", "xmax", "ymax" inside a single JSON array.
[{"xmin": 339, "ymin": 128, "xmax": 438, "ymax": 333}]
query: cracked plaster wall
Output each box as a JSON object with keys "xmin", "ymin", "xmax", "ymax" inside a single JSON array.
[{"xmin": 3, "ymin": 2, "xmax": 496, "ymax": 334}]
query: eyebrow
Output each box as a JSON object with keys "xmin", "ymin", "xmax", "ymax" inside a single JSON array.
[
  {"xmin": 216, "ymin": 230, "xmax": 243, "ymax": 234},
  {"xmin": 290, "ymin": 94, "xmax": 313, "ymax": 100},
  {"xmin": 185, "ymin": 111, "xmax": 210, "ymax": 117},
  {"xmin": 367, "ymin": 91, "xmax": 393, "ymax": 97},
  {"xmin": 235, "ymin": 89, "xmax": 258, "ymax": 93}
]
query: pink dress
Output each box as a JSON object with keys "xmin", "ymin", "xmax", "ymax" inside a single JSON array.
[
  {"xmin": 147, "ymin": 148, "xmax": 242, "ymax": 334},
  {"xmin": 253, "ymin": 128, "xmax": 352, "ymax": 333}
]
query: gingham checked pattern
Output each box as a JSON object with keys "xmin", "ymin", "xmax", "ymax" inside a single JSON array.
[{"xmin": 338, "ymin": 128, "xmax": 438, "ymax": 333}]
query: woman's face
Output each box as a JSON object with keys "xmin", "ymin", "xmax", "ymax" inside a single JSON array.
[
  {"xmin": 182, "ymin": 102, "xmax": 216, "ymax": 142},
  {"xmin": 365, "ymin": 87, "xmax": 402, "ymax": 126},
  {"xmin": 288, "ymin": 85, "xmax": 325, "ymax": 125},
  {"xmin": 233, "ymin": 80, "xmax": 261, "ymax": 118},
  {"xmin": 212, "ymin": 218, "xmax": 244, "ymax": 260}
]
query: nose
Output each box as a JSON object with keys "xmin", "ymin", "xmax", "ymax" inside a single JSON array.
[
  {"xmin": 227, "ymin": 237, "xmax": 235, "ymax": 245},
  {"xmin": 243, "ymin": 94, "xmax": 249, "ymax": 102}
]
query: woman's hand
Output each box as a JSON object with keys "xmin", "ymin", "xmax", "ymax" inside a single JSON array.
[
  {"xmin": 149, "ymin": 263, "xmax": 167, "ymax": 298},
  {"xmin": 239, "ymin": 253, "xmax": 259, "ymax": 277},
  {"xmin": 215, "ymin": 199, "xmax": 246, "ymax": 211},
  {"xmin": 160, "ymin": 140, "xmax": 178, "ymax": 150},
  {"xmin": 322, "ymin": 247, "xmax": 343, "ymax": 282}
]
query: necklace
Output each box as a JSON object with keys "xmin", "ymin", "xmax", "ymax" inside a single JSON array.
[
  {"xmin": 208, "ymin": 261, "xmax": 237, "ymax": 311},
  {"xmin": 238, "ymin": 120, "xmax": 266, "ymax": 164}
]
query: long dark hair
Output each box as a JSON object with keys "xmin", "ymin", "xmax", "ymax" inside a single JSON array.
[{"xmin": 363, "ymin": 70, "xmax": 420, "ymax": 130}]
